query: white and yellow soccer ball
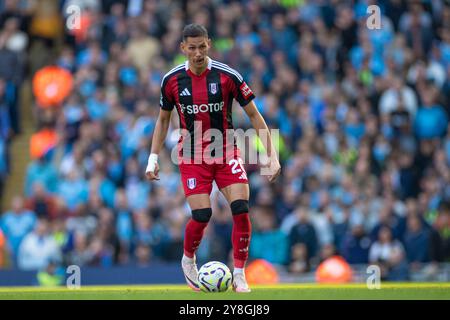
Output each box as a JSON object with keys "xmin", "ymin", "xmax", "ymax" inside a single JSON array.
[{"xmin": 197, "ymin": 261, "xmax": 233, "ymax": 292}]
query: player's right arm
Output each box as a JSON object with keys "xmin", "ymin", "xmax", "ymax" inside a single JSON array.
[
  {"xmin": 145, "ymin": 109, "xmax": 172, "ymax": 181},
  {"xmin": 146, "ymin": 74, "xmax": 175, "ymax": 181}
]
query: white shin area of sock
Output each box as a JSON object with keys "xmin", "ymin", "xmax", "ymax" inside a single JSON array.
[
  {"xmin": 233, "ymin": 267, "xmax": 244, "ymax": 275},
  {"xmin": 182, "ymin": 254, "xmax": 194, "ymax": 264}
]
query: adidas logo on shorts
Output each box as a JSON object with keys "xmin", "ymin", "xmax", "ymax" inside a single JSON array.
[{"xmin": 238, "ymin": 173, "xmax": 247, "ymax": 180}]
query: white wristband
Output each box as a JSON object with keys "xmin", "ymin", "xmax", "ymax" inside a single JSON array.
[{"xmin": 146, "ymin": 153, "xmax": 158, "ymax": 173}]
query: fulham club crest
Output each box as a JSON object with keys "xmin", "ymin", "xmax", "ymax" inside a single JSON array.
[
  {"xmin": 209, "ymin": 83, "xmax": 217, "ymax": 94},
  {"xmin": 187, "ymin": 178, "xmax": 196, "ymax": 190}
]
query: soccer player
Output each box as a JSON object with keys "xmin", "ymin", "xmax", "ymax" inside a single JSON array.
[{"xmin": 145, "ymin": 24, "xmax": 281, "ymax": 293}]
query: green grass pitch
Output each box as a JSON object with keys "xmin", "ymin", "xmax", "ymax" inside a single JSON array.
[{"xmin": 0, "ymin": 283, "xmax": 449, "ymax": 300}]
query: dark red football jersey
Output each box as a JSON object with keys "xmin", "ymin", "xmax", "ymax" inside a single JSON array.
[{"xmin": 160, "ymin": 57, "xmax": 255, "ymax": 161}]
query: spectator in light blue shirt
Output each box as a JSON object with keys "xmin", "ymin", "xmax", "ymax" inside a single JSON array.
[
  {"xmin": 57, "ymin": 170, "xmax": 89, "ymax": 212},
  {"xmin": 344, "ymin": 108, "xmax": 366, "ymax": 146},
  {"xmin": 86, "ymin": 90, "xmax": 110, "ymax": 121},
  {"xmin": 235, "ymin": 21, "xmax": 261, "ymax": 49},
  {"xmin": 89, "ymin": 172, "xmax": 117, "ymax": 208},
  {"xmin": 118, "ymin": 101, "xmax": 154, "ymax": 160},
  {"xmin": 24, "ymin": 156, "xmax": 59, "ymax": 197},
  {"xmin": 114, "ymin": 189, "xmax": 133, "ymax": 246},
  {"xmin": 414, "ymin": 88, "xmax": 448, "ymax": 139},
  {"xmin": 0, "ymin": 196, "xmax": 37, "ymax": 262},
  {"xmin": 125, "ymin": 174, "xmax": 150, "ymax": 211},
  {"xmin": 250, "ymin": 206, "xmax": 289, "ymax": 264},
  {"xmin": 76, "ymin": 41, "xmax": 107, "ymax": 67}
]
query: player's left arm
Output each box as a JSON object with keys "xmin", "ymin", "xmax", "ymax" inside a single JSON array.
[{"xmin": 242, "ymin": 100, "xmax": 281, "ymax": 182}]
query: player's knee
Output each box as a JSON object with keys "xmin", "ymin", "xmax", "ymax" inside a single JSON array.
[
  {"xmin": 230, "ymin": 199, "xmax": 249, "ymax": 215},
  {"xmin": 192, "ymin": 208, "xmax": 212, "ymax": 223}
]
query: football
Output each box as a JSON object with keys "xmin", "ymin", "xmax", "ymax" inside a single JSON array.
[{"xmin": 197, "ymin": 261, "xmax": 233, "ymax": 292}]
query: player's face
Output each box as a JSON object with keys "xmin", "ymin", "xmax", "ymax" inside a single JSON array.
[{"xmin": 181, "ymin": 36, "xmax": 211, "ymax": 69}]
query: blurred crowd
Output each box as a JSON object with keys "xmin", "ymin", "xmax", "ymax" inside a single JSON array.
[
  {"xmin": 0, "ymin": 1, "xmax": 27, "ymax": 205},
  {"xmin": 0, "ymin": 0, "xmax": 450, "ymax": 282}
]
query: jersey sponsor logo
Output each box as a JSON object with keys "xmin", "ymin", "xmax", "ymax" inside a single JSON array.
[
  {"xmin": 180, "ymin": 88, "xmax": 191, "ymax": 96},
  {"xmin": 187, "ymin": 178, "xmax": 196, "ymax": 189},
  {"xmin": 239, "ymin": 82, "xmax": 253, "ymax": 99},
  {"xmin": 177, "ymin": 101, "xmax": 224, "ymax": 114},
  {"xmin": 209, "ymin": 83, "xmax": 217, "ymax": 94}
]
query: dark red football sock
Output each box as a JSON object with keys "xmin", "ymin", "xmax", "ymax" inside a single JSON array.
[
  {"xmin": 232, "ymin": 213, "xmax": 252, "ymax": 268},
  {"xmin": 184, "ymin": 218, "xmax": 208, "ymax": 258}
]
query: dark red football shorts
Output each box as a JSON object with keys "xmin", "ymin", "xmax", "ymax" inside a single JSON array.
[{"xmin": 178, "ymin": 148, "xmax": 249, "ymax": 197}]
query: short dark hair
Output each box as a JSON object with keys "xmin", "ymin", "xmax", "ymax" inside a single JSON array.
[{"xmin": 182, "ymin": 24, "xmax": 208, "ymax": 41}]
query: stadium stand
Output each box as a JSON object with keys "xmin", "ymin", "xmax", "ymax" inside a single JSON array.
[{"xmin": 0, "ymin": 0, "xmax": 449, "ymax": 284}]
